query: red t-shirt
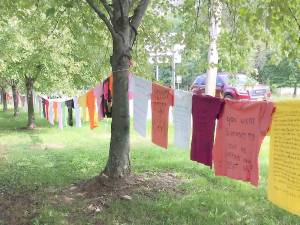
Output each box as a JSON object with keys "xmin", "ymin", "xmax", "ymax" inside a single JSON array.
[
  {"xmin": 45, "ymin": 99, "xmax": 49, "ymax": 121},
  {"xmin": 213, "ymin": 99, "xmax": 275, "ymax": 186},
  {"xmin": 191, "ymin": 95, "xmax": 224, "ymax": 167},
  {"xmin": 151, "ymin": 83, "xmax": 174, "ymax": 149}
]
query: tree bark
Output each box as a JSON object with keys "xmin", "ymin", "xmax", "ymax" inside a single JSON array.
[
  {"xmin": 293, "ymin": 82, "xmax": 297, "ymax": 98},
  {"xmin": 11, "ymin": 83, "xmax": 19, "ymax": 117},
  {"xmin": 26, "ymin": 76, "xmax": 35, "ymax": 129},
  {"xmin": 2, "ymin": 88, "xmax": 7, "ymax": 112},
  {"xmin": 103, "ymin": 26, "xmax": 131, "ymax": 179},
  {"xmin": 205, "ymin": 0, "xmax": 222, "ymax": 96}
]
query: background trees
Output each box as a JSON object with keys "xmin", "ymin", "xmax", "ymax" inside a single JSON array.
[
  {"xmin": 168, "ymin": 0, "xmax": 300, "ymax": 89},
  {"xmin": 0, "ymin": 1, "xmax": 82, "ymax": 127}
]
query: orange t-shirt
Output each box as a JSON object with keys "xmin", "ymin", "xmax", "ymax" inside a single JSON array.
[
  {"xmin": 213, "ymin": 99, "xmax": 274, "ymax": 186},
  {"xmin": 53, "ymin": 102, "xmax": 58, "ymax": 122},
  {"xmin": 151, "ymin": 83, "xmax": 174, "ymax": 149},
  {"xmin": 86, "ymin": 90, "xmax": 98, "ymax": 129}
]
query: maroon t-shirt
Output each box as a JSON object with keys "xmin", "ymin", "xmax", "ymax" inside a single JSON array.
[{"xmin": 191, "ymin": 95, "xmax": 224, "ymax": 167}]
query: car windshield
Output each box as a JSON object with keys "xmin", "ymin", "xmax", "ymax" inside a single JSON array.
[
  {"xmin": 193, "ymin": 76, "xmax": 206, "ymax": 86},
  {"xmin": 193, "ymin": 75, "xmax": 225, "ymax": 86},
  {"xmin": 226, "ymin": 74, "xmax": 258, "ymax": 86},
  {"xmin": 193, "ymin": 73, "xmax": 258, "ymax": 87}
]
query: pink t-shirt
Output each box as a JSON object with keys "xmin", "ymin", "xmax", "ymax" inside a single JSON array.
[
  {"xmin": 213, "ymin": 99, "xmax": 275, "ymax": 186},
  {"xmin": 93, "ymin": 83, "xmax": 104, "ymax": 120},
  {"xmin": 191, "ymin": 95, "xmax": 224, "ymax": 167}
]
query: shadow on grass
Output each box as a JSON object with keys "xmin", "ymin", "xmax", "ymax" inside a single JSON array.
[{"xmin": 0, "ymin": 110, "xmax": 51, "ymax": 135}]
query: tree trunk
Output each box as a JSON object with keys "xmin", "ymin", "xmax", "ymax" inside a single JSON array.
[
  {"xmin": 2, "ymin": 88, "xmax": 7, "ymax": 112},
  {"xmin": 293, "ymin": 83, "xmax": 297, "ymax": 98},
  {"xmin": 86, "ymin": 0, "xmax": 149, "ymax": 179},
  {"xmin": 11, "ymin": 84, "xmax": 19, "ymax": 117},
  {"xmin": 103, "ymin": 30, "xmax": 131, "ymax": 178},
  {"xmin": 26, "ymin": 77, "xmax": 35, "ymax": 129},
  {"xmin": 205, "ymin": 0, "xmax": 222, "ymax": 96}
]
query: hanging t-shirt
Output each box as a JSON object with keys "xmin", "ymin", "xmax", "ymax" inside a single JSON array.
[
  {"xmin": 268, "ymin": 100, "xmax": 300, "ymax": 216},
  {"xmin": 86, "ymin": 89, "xmax": 98, "ymax": 129},
  {"xmin": 103, "ymin": 78, "xmax": 113, "ymax": 118},
  {"xmin": 65, "ymin": 99, "xmax": 74, "ymax": 108},
  {"xmin": 65, "ymin": 99, "xmax": 74, "ymax": 127},
  {"xmin": 62, "ymin": 102, "xmax": 68, "ymax": 127},
  {"xmin": 57, "ymin": 102, "xmax": 64, "ymax": 130},
  {"xmin": 78, "ymin": 94, "xmax": 88, "ymax": 122},
  {"xmin": 132, "ymin": 75, "xmax": 152, "ymax": 137},
  {"xmin": 128, "ymin": 73, "xmax": 134, "ymax": 100},
  {"xmin": 49, "ymin": 101, "xmax": 55, "ymax": 125},
  {"xmin": 39, "ymin": 97, "xmax": 43, "ymax": 118},
  {"xmin": 35, "ymin": 95, "xmax": 40, "ymax": 112},
  {"xmin": 33, "ymin": 93, "xmax": 39, "ymax": 113},
  {"xmin": 151, "ymin": 83, "xmax": 174, "ymax": 149},
  {"xmin": 45, "ymin": 99, "xmax": 49, "ymax": 121},
  {"xmin": 93, "ymin": 83, "xmax": 104, "ymax": 121},
  {"xmin": 73, "ymin": 96, "xmax": 82, "ymax": 128},
  {"xmin": 213, "ymin": 99, "xmax": 274, "ymax": 186},
  {"xmin": 173, "ymin": 90, "xmax": 192, "ymax": 149},
  {"xmin": 24, "ymin": 96, "xmax": 28, "ymax": 112},
  {"xmin": 109, "ymin": 75, "xmax": 113, "ymax": 95},
  {"xmin": 53, "ymin": 102, "xmax": 58, "ymax": 122},
  {"xmin": 191, "ymin": 95, "xmax": 224, "ymax": 167},
  {"xmin": 20, "ymin": 95, "xmax": 25, "ymax": 108},
  {"xmin": 42, "ymin": 98, "xmax": 46, "ymax": 118},
  {"xmin": 103, "ymin": 78, "xmax": 109, "ymax": 100}
]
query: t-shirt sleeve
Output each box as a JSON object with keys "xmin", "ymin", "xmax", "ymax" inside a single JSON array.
[{"xmin": 260, "ymin": 101, "xmax": 275, "ymax": 135}]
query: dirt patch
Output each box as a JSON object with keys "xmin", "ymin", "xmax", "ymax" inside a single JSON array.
[
  {"xmin": 0, "ymin": 145, "xmax": 8, "ymax": 161},
  {"xmin": 0, "ymin": 192, "xmax": 40, "ymax": 225},
  {"xmin": 54, "ymin": 172, "xmax": 185, "ymax": 221},
  {"xmin": 0, "ymin": 172, "xmax": 186, "ymax": 225},
  {"xmin": 64, "ymin": 172, "xmax": 183, "ymax": 199},
  {"xmin": 29, "ymin": 143, "xmax": 65, "ymax": 150},
  {"xmin": 17, "ymin": 127, "xmax": 44, "ymax": 132}
]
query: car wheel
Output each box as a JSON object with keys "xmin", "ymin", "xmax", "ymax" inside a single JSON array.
[{"xmin": 224, "ymin": 94, "xmax": 233, "ymax": 99}]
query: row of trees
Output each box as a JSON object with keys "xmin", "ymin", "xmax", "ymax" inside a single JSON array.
[{"xmin": 0, "ymin": 0, "xmax": 299, "ymax": 179}]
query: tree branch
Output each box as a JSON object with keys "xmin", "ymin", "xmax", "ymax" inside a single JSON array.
[
  {"xmin": 288, "ymin": 7, "xmax": 300, "ymax": 31},
  {"xmin": 130, "ymin": 0, "xmax": 150, "ymax": 30},
  {"xmin": 44, "ymin": 8, "xmax": 67, "ymax": 44},
  {"xmin": 195, "ymin": 0, "xmax": 202, "ymax": 28},
  {"xmin": 99, "ymin": 0, "xmax": 113, "ymax": 19},
  {"xmin": 86, "ymin": 0, "xmax": 116, "ymax": 38},
  {"xmin": 118, "ymin": 0, "xmax": 125, "ymax": 19}
]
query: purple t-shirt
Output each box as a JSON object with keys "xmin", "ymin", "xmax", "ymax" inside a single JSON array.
[{"xmin": 191, "ymin": 95, "xmax": 224, "ymax": 167}]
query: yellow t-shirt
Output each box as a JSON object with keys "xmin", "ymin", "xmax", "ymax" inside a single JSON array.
[
  {"xmin": 268, "ymin": 100, "xmax": 300, "ymax": 216},
  {"xmin": 78, "ymin": 94, "xmax": 89, "ymax": 122}
]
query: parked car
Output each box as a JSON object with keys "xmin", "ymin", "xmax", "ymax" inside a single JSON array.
[{"xmin": 191, "ymin": 72, "xmax": 271, "ymax": 100}]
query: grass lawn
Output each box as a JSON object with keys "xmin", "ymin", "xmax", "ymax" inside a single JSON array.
[{"xmin": 0, "ymin": 109, "xmax": 300, "ymax": 225}]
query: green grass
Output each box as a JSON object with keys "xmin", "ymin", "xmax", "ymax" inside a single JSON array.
[{"xmin": 0, "ymin": 108, "xmax": 300, "ymax": 225}]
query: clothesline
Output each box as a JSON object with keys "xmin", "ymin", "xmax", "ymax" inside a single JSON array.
[{"xmin": 23, "ymin": 74, "xmax": 300, "ymax": 217}]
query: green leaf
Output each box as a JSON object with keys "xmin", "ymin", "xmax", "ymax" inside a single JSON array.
[
  {"xmin": 46, "ymin": 8, "xmax": 55, "ymax": 17},
  {"xmin": 64, "ymin": 2, "xmax": 74, "ymax": 8}
]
